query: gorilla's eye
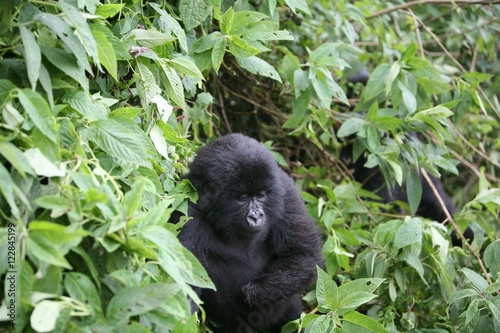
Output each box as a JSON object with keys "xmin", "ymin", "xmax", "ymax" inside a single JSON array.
[
  {"xmin": 237, "ymin": 193, "xmax": 249, "ymax": 201},
  {"xmin": 255, "ymin": 191, "xmax": 267, "ymax": 199}
]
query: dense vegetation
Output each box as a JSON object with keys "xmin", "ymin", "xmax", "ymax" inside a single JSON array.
[{"xmin": 1, "ymin": 0, "xmax": 499, "ymax": 332}]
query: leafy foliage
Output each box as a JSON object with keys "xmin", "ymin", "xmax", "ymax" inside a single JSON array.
[{"xmin": 0, "ymin": 0, "xmax": 499, "ymax": 332}]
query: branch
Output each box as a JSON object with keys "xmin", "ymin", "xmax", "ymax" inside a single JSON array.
[
  {"xmin": 420, "ymin": 168, "xmax": 493, "ymax": 285},
  {"xmin": 366, "ymin": 0, "xmax": 500, "ymax": 20}
]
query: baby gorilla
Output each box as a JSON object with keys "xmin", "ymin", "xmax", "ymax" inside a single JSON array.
[{"xmin": 178, "ymin": 133, "xmax": 322, "ymax": 332}]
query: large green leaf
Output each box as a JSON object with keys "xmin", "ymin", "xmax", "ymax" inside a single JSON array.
[
  {"xmin": 86, "ymin": 119, "xmax": 152, "ymax": 168},
  {"xmin": 17, "ymin": 89, "xmax": 57, "ymax": 143}
]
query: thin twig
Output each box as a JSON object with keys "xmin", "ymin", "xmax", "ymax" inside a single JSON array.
[
  {"xmin": 420, "ymin": 168, "xmax": 493, "ymax": 285},
  {"xmin": 366, "ymin": 0, "xmax": 500, "ymax": 20}
]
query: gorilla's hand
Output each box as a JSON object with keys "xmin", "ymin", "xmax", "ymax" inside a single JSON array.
[{"xmin": 242, "ymin": 281, "xmax": 264, "ymax": 306}]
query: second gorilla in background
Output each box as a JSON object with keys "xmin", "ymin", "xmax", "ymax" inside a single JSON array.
[{"xmin": 178, "ymin": 133, "xmax": 323, "ymax": 333}]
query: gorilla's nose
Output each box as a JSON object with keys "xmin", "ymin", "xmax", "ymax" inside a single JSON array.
[{"xmin": 247, "ymin": 209, "xmax": 264, "ymax": 227}]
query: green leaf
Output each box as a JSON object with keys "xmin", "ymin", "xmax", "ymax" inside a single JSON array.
[
  {"xmin": 126, "ymin": 29, "xmax": 176, "ymax": 48},
  {"xmin": 220, "ymin": 7, "xmax": 234, "ymax": 34},
  {"xmin": 406, "ymin": 170, "xmax": 422, "ymax": 215},
  {"xmin": 0, "ymin": 141, "xmax": 35, "ymax": 178},
  {"xmin": 40, "ymin": 45, "xmax": 89, "ymax": 91},
  {"xmin": 87, "ymin": 119, "xmax": 152, "ymax": 168},
  {"xmin": 150, "ymin": 3, "xmax": 189, "ymax": 52},
  {"xmin": 398, "ymin": 80, "xmax": 417, "ymax": 114},
  {"xmin": 91, "ymin": 26, "xmax": 118, "ymax": 81},
  {"xmin": 64, "ymin": 273, "xmax": 102, "ymax": 316},
  {"xmin": 64, "ymin": 91, "xmax": 108, "ymax": 121},
  {"xmin": 30, "ymin": 300, "xmax": 61, "ymax": 333},
  {"xmin": 27, "ymin": 233, "xmax": 72, "ymax": 269},
  {"xmin": 363, "ymin": 64, "xmax": 390, "ymax": 101},
  {"xmin": 394, "ymin": 218, "xmax": 422, "ymax": 249},
  {"xmin": 122, "ymin": 179, "xmax": 148, "ymax": 217},
  {"xmin": 59, "ymin": 2, "xmax": 99, "ymax": 65},
  {"xmin": 337, "ymin": 117, "xmax": 364, "ymax": 138},
  {"xmin": 19, "ymin": 26, "xmax": 41, "ymax": 90},
  {"xmin": 229, "ymin": 36, "xmax": 260, "ymax": 58},
  {"xmin": 169, "ymin": 57, "xmax": 204, "ymax": 79},
  {"xmin": 35, "ymin": 196, "xmax": 70, "ymax": 210},
  {"xmin": 35, "ymin": 12, "xmax": 92, "ymax": 74},
  {"xmin": 235, "ymin": 56, "xmax": 282, "ymax": 83},
  {"xmin": 106, "ymin": 284, "xmax": 180, "ymax": 322},
  {"xmin": 343, "ymin": 311, "xmax": 389, "ymax": 333},
  {"xmin": 179, "ymin": 0, "xmax": 212, "ymax": 30},
  {"xmin": 191, "ymin": 32, "xmax": 225, "ymax": 53},
  {"xmin": 96, "ymin": 4, "xmax": 124, "ymax": 18},
  {"xmin": 211, "ymin": 39, "xmax": 227, "ymax": 72},
  {"xmin": 17, "ymin": 89, "xmax": 57, "ymax": 143},
  {"xmin": 0, "ymin": 163, "xmax": 22, "ymax": 218},
  {"xmin": 158, "ymin": 61, "xmax": 186, "ymax": 109},
  {"xmin": 461, "ymin": 268, "xmax": 489, "ymax": 293},
  {"xmin": 230, "ymin": 11, "xmax": 269, "ymax": 36},
  {"xmin": 284, "ymin": 0, "xmax": 311, "ymax": 15},
  {"xmin": 243, "ymin": 30, "xmax": 295, "ymax": 41},
  {"xmin": 484, "ymin": 242, "xmax": 500, "ymax": 276},
  {"xmin": 142, "ymin": 226, "xmax": 215, "ymax": 289},
  {"xmin": 315, "ymin": 267, "xmax": 338, "ymax": 310}
]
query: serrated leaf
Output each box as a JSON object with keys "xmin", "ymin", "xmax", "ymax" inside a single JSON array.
[
  {"xmin": 91, "ymin": 26, "xmax": 118, "ymax": 80},
  {"xmin": 19, "ymin": 26, "xmax": 41, "ymax": 90},
  {"xmin": 363, "ymin": 64, "xmax": 390, "ymax": 101},
  {"xmin": 484, "ymin": 242, "xmax": 500, "ymax": 276},
  {"xmin": 18, "ymin": 89, "xmax": 57, "ymax": 143},
  {"xmin": 35, "ymin": 12, "xmax": 92, "ymax": 74},
  {"xmin": 169, "ymin": 57, "xmax": 204, "ymax": 79},
  {"xmin": 179, "ymin": 0, "xmax": 212, "ymax": 30},
  {"xmin": 0, "ymin": 141, "xmax": 35, "ymax": 178},
  {"xmin": 398, "ymin": 80, "xmax": 417, "ymax": 114},
  {"xmin": 96, "ymin": 4, "xmax": 124, "ymax": 18},
  {"xmin": 230, "ymin": 11, "xmax": 269, "ymax": 36},
  {"xmin": 315, "ymin": 267, "xmax": 338, "ymax": 310},
  {"xmin": 24, "ymin": 148, "xmax": 66, "ymax": 177},
  {"xmin": 461, "ymin": 268, "xmax": 489, "ymax": 293},
  {"xmin": 235, "ymin": 56, "xmax": 282, "ymax": 83},
  {"xmin": 106, "ymin": 284, "xmax": 180, "ymax": 323},
  {"xmin": 229, "ymin": 36, "xmax": 260, "ymax": 58},
  {"xmin": 127, "ymin": 29, "xmax": 176, "ymax": 48},
  {"xmin": 40, "ymin": 45, "xmax": 89, "ymax": 91},
  {"xmin": 243, "ymin": 30, "xmax": 295, "ymax": 41},
  {"xmin": 158, "ymin": 61, "xmax": 186, "ymax": 109},
  {"xmin": 337, "ymin": 117, "xmax": 364, "ymax": 138},
  {"xmin": 150, "ymin": 2, "xmax": 188, "ymax": 52},
  {"xmin": 211, "ymin": 39, "xmax": 226, "ymax": 72},
  {"xmin": 343, "ymin": 311, "xmax": 389, "ymax": 333},
  {"xmin": 87, "ymin": 119, "xmax": 151, "ymax": 167},
  {"xmin": 59, "ymin": 2, "xmax": 99, "ymax": 65},
  {"xmin": 394, "ymin": 218, "xmax": 422, "ymax": 249},
  {"xmin": 142, "ymin": 226, "xmax": 215, "ymax": 289},
  {"xmin": 123, "ymin": 179, "xmax": 148, "ymax": 217},
  {"xmin": 191, "ymin": 32, "xmax": 225, "ymax": 53},
  {"xmin": 220, "ymin": 7, "xmax": 234, "ymax": 34},
  {"xmin": 284, "ymin": 0, "xmax": 311, "ymax": 15},
  {"xmin": 27, "ymin": 233, "xmax": 72, "ymax": 269}
]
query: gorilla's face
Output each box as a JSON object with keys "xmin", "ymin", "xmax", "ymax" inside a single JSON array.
[{"xmin": 188, "ymin": 134, "xmax": 286, "ymax": 240}]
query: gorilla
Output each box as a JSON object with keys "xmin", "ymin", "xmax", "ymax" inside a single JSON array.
[
  {"xmin": 177, "ymin": 133, "xmax": 323, "ymax": 332},
  {"xmin": 344, "ymin": 70, "xmax": 473, "ymax": 246}
]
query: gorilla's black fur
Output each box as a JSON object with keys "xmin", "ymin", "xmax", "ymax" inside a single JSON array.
[{"xmin": 178, "ymin": 133, "xmax": 323, "ymax": 332}]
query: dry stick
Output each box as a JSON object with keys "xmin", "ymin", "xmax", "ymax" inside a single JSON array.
[
  {"xmin": 366, "ymin": 0, "xmax": 500, "ymax": 20},
  {"xmin": 420, "ymin": 167, "xmax": 493, "ymax": 285}
]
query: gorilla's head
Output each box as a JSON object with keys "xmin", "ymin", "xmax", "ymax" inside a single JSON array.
[{"xmin": 187, "ymin": 134, "xmax": 286, "ymax": 240}]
